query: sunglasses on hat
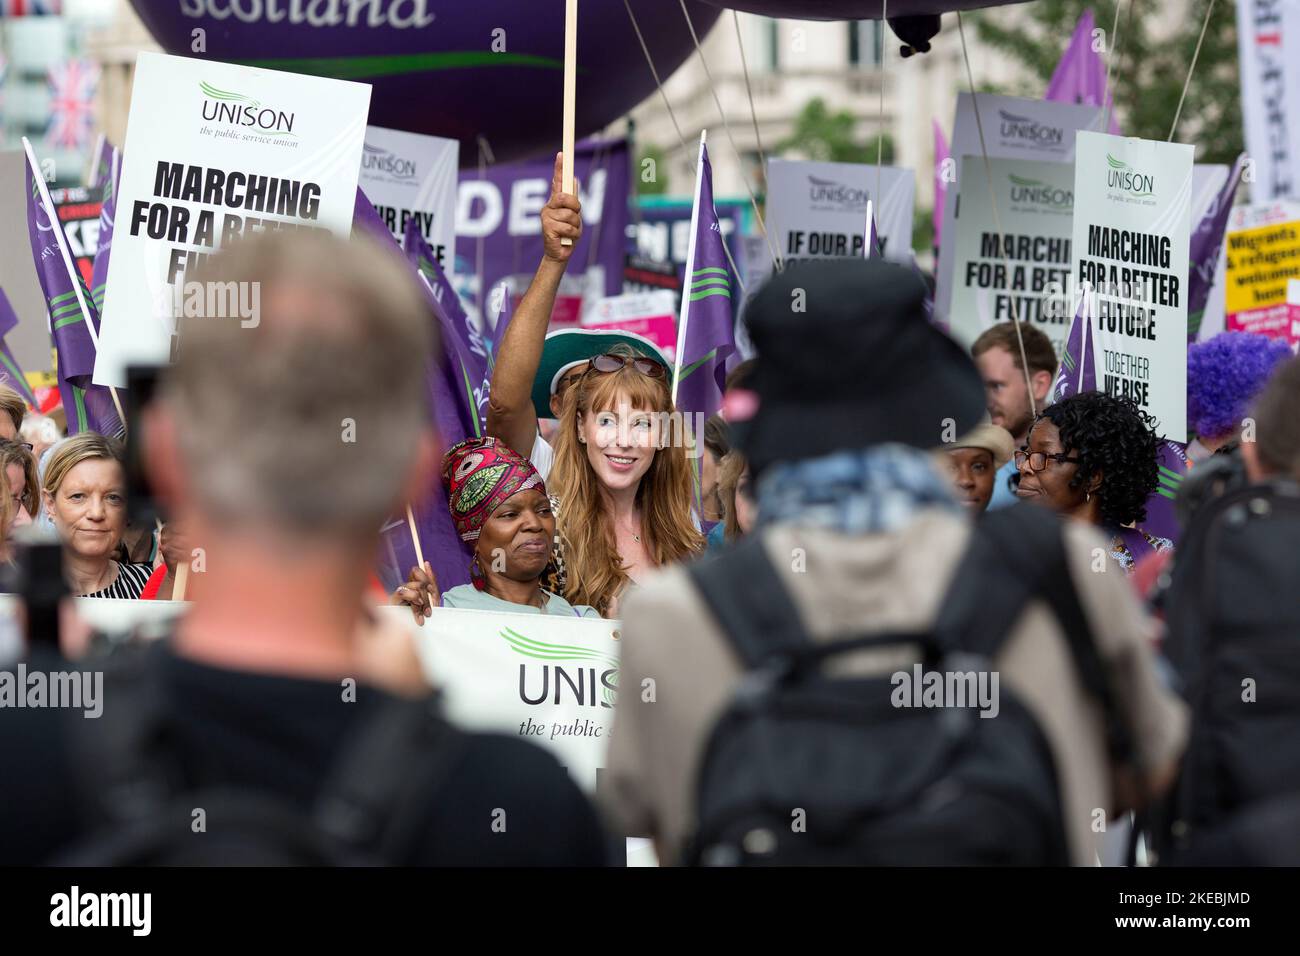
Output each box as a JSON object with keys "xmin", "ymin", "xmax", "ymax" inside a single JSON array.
[{"xmin": 588, "ymin": 352, "xmax": 665, "ymax": 378}]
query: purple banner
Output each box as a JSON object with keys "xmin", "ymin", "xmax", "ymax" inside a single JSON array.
[
  {"xmin": 454, "ymin": 138, "xmax": 629, "ymax": 323},
  {"xmin": 355, "ymin": 188, "xmax": 473, "ymax": 594}
]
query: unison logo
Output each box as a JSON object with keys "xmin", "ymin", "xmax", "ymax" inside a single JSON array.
[
  {"xmin": 199, "ymin": 81, "xmax": 296, "ymax": 137},
  {"xmin": 1105, "ymin": 153, "xmax": 1154, "ymax": 197},
  {"xmin": 1007, "ymin": 174, "xmax": 1073, "ymax": 210},
  {"xmin": 997, "ymin": 109, "xmax": 1065, "ymax": 146},
  {"xmin": 362, "ymin": 143, "xmax": 417, "ymax": 180},
  {"xmin": 807, "ymin": 175, "xmax": 869, "ymax": 210}
]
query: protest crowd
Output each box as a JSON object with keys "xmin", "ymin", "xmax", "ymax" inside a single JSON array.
[{"xmin": 0, "ymin": 1, "xmax": 1298, "ymax": 878}]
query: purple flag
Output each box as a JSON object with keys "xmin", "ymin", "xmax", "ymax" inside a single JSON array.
[
  {"xmin": 0, "ymin": 289, "xmax": 38, "ymax": 408},
  {"xmin": 1188, "ymin": 155, "xmax": 1247, "ymax": 341},
  {"xmin": 1047, "ymin": 10, "xmax": 1123, "ymax": 134},
  {"xmin": 672, "ymin": 137, "xmax": 736, "ymax": 423},
  {"xmin": 1050, "ymin": 296, "xmax": 1097, "ymax": 401},
  {"xmin": 23, "ymin": 139, "xmax": 122, "ymax": 437},
  {"xmin": 933, "ymin": 121, "xmax": 949, "ymax": 252},
  {"xmin": 355, "ymin": 188, "xmax": 473, "ymax": 594},
  {"xmin": 88, "ymin": 134, "xmax": 114, "ymax": 192},
  {"xmin": 406, "ymin": 214, "xmax": 495, "ymax": 441},
  {"xmin": 90, "ymin": 144, "xmax": 120, "ymax": 316}
]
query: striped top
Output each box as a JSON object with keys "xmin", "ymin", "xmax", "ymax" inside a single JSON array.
[{"xmin": 83, "ymin": 561, "xmax": 154, "ymax": 600}]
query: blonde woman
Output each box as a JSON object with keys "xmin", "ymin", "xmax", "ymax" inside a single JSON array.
[
  {"xmin": 41, "ymin": 433, "xmax": 154, "ymax": 599},
  {"xmin": 546, "ymin": 344, "xmax": 703, "ymax": 617}
]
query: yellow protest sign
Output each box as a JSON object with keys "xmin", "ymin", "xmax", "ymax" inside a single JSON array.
[{"xmin": 1224, "ymin": 220, "xmax": 1300, "ymax": 316}]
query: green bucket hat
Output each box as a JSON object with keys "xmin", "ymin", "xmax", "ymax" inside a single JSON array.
[{"xmin": 531, "ymin": 327, "xmax": 672, "ymax": 419}]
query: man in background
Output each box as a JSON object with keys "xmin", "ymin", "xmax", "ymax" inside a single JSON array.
[{"xmin": 970, "ymin": 323, "xmax": 1057, "ymax": 509}]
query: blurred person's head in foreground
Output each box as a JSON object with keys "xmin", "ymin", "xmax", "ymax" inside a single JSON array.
[
  {"xmin": 0, "ymin": 384, "xmax": 25, "ymax": 442},
  {"xmin": 1242, "ymin": 355, "xmax": 1300, "ymax": 483},
  {"xmin": 970, "ymin": 322, "xmax": 1057, "ymax": 445},
  {"xmin": 1187, "ymin": 331, "xmax": 1292, "ymax": 455},
  {"xmin": 726, "ymin": 258, "xmax": 985, "ymax": 516},
  {"xmin": 40, "ymin": 433, "xmax": 129, "ymax": 589},
  {"xmin": 146, "ymin": 231, "xmax": 437, "ymax": 664},
  {"xmin": 942, "ymin": 422, "xmax": 1014, "ymax": 513}
]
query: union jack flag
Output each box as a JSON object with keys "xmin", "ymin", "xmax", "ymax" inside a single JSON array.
[
  {"xmin": 0, "ymin": 1, "xmax": 63, "ymax": 14},
  {"xmin": 46, "ymin": 58, "xmax": 99, "ymax": 151}
]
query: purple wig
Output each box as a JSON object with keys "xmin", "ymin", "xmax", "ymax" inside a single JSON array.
[{"xmin": 1187, "ymin": 332, "xmax": 1294, "ymax": 440}]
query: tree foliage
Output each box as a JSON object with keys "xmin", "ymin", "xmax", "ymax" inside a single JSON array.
[
  {"xmin": 775, "ymin": 96, "xmax": 896, "ymax": 165},
  {"xmin": 970, "ymin": 0, "xmax": 1243, "ymax": 165}
]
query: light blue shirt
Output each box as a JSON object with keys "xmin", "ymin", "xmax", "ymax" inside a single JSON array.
[
  {"xmin": 441, "ymin": 584, "xmax": 601, "ymax": 618},
  {"xmin": 986, "ymin": 457, "xmax": 1020, "ymax": 511}
]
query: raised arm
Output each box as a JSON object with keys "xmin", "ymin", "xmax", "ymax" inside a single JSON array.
[{"xmin": 486, "ymin": 152, "xmax": 583, "ymax": 458}]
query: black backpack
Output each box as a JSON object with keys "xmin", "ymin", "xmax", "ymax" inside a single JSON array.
[
  {"xmin": 1154, "ymin": 478, "xmax": 1300, "ymax": 863},
  {"xmin": 684, "ymin": 504, "xmax": 1132, "ymax": 866},
  {"xmin": 54, "ymin": 641, "xmax": 465, "ymax": 866}
]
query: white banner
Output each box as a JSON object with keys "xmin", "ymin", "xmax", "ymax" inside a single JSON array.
[
  {"xmin": 1072, "ymin": 132, "xmax": 1194, "ymax": 439},
  {"xmin": 936, "ymin": 94, "xmax": 1104, "ymax": 327},
  {"xmin": 94, "ymin": 52, "xmax": 371, "ymax": 387},
  {"xmin": 360, "ymin": 125, "xmax": 458, "ymax": 274},
  {"xmin": 398, "ymin": 605, "xmax": 620, "ymax": 793},
  {"xmin": 947, "ymin": 156, "xmax": 1075, "ymax": 355},
  {"xmin": 765, "ymin": 158, "xmax": 914, "ymax": 264},
  {"xmin": 1236, "ymin": 0, "xmax": 1300, "ymax": 201}
]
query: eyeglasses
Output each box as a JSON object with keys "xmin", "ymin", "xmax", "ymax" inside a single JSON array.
[
  {"xmin": 589, "ymin": 352, "xmax": 665, "ymax": 378},
  {"xmin": 1014, "ymin": 450, "xmax": 1082, "ymax": 473}
]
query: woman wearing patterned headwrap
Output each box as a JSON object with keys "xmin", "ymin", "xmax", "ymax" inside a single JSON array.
[{"xmin": 390, "ymin": 437, "xmax": 599, "ymax": 621}]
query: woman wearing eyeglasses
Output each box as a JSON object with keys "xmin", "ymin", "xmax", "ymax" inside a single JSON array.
[
  {"xmin": 0, "ymin": 439, "xmax": 38, "ymax": 530},
  {"xmin": 484, "ymin": 155, "xmax": 702, "ymax": 616},
  {"xmin": 1015, "ymin": 391, "xmax": 1171, "ymax": 573}
]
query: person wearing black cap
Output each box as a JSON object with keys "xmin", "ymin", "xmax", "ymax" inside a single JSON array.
[{"xmin": 604, "ymin": 258, "xmax": 1187, "ymax": 866}]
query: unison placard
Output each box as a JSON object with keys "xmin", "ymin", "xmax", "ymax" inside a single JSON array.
[
  {"xmin": 947, "ymin": 156, "xmax": 1075, "ymax": 355},
  {"xmin": 765, "ymin": 158, "xmax": 914, "ymax": 264},
  {"xmin": 94, "ymin": 52, "xmax": 371, "ymax": 387},
  {"xmin": 1071, "ymin": 132, "xmax": 1194, "ymax": 439}
]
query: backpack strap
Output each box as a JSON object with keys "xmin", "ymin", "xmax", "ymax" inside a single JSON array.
[
  {"xmin": 961, "ymin": 505, "xmax": 1135, "ymax": 767},
  {"xmin": 687, "ymin": 535, "xmax": 813, "ymax": 668},
  {"xmin": 931, "ymin": 507, "xmax": 1047, "ymax": 660}
]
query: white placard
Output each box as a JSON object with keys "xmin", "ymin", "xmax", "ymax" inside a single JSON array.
[
  {"xmin": 1071, "ymin": 132, "xmax": 1194, "ymax": 439},
  {"xmin": 359, "ymin": 125, "xmax": 457, "ymax": 274},
  {"xmin": 399, "ymin": 605, "xmax": 620, "ymax": 793},
  {"xmin": 94, "ymin": 52, "xmax": 371, "ymax": 387},
  {"xmin": 765, "ymin": 158, "xmax": 914, "ymax": 264},
  {"xmin": 936, "ymin": 94, "xmax": 1105, "ymax": 326},
  {"xmin": 947, "ymin": 156, "xmax": 1076, "ymax": 355},
  {"xmin": 1236, "ymin": 0, "xmax": 1300, "ymax": 201}
]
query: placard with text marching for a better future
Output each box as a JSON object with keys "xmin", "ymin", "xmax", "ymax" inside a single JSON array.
[
  {"xmin": 93, "ymin": 52, "xmax": 371, "ymax": 388},
  {"xmin": 1071, "ymin": 132, "xmax": 1193, "ymax": 440}
]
